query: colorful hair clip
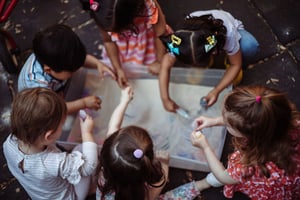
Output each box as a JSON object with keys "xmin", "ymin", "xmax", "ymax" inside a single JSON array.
[
  {"xmin": 133, "ymin": 149, "xmax": 143, "ymax": 159},
  {"xmin": 171, "ymin": 34, "xmax": 182, "ymax": 45},
  {"xmin": 204, "ymin": 35, "xmax": 217, "ymax": 53},
  {"xmin": 255, "ymin": 96, "xmax": 261, "ymax": 103},
  {"xmin": 167, "ymin": 34, "xmax": 182, "ymax": 55}
]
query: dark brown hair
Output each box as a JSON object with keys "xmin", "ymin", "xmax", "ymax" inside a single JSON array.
[
  {"xmin": 223, "ymin": 86, "xmax": 300, "ymax": 176},
  {"xmin": 91, "ymin": 0, "xmax": 146, "ymax": 34},
  {"xmin": 160, "ymin": 14, "xmax": 226, "ymax": 66},
  {"xmin": 10, "ymin": 87, "xmax": 67, "ymax": 144},
  {"xmin": 97, "ymin": 125, "xmax": 165, "ymax": 200}
]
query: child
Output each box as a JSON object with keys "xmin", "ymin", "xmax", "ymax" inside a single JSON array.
[
  {"xmin": 3, "ymin": 87, "xmax": 98, "ymax": 200},
  {"xmin": 159, "ymin": 9, "xmax": 259, "ymax": 112},
  {"xmin": 190, "ymin": 86, "xmax": 300, "ymax": 199},
  {"xmin": 96, "ymin": 85, "xmax": 210, "ymax": 199},
  {"xmin": 87, "ymin": 0, "xmax": 172, "ymax": 88},
  {"xmin": 18, "ymin": 24, "xmax": 116, "ymax": 114}
]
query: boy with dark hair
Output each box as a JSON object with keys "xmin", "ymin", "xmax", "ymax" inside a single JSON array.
[{"xmin": 18, "ymin": 24, "xmax": 116, "ymax": 113}]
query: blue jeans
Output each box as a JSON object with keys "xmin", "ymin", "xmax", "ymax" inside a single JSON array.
[{"xmin": 238, "ymin": 29, "xmax": 259, "ymax": 61}]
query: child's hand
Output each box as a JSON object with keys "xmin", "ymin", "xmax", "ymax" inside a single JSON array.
[
  {"xmin": 155, "ymin": 150, "xmax": 170, "ymax": 165},
  {"xmin": 192, "ymin": 116, "xmax": 215, "ymax": 130},
  {"xmin": 120, "ymin": 85, "xmax": 134, "ymax": 104},
  {"xmin": 83, "ymin": 96, "xmax": 102, "ymax": 110},
  {"xmin": 205, "ymin": 89, "xmax": 219, "ymax": 107},
  {"xmin": 96, "ymin": 62, "xmax": 117, "ymax": 80},
  {"xmin": 116, "ymin": 68, "xmax": 128, "ymax": 88},
  {"xmin": 79, "ymin": 112, "xmax": 94, "ymax": 137},
  {"xmin": 190, "ymin": 130, "xmax": 209, "ymax": 149},
  {"xmin": 163, "ymin": 98, "xmax": 179, "ymax": 113}
]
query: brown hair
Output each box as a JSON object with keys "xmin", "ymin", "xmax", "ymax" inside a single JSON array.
[
  {"xmin": 223, "ymin": 86, "xmax": 300, "ymax": 176},
  {"xmin": 97, "ymin": 125, "xmax": 165, "ymax": 200},
  {"xmin": 10, "ymin": 87, "xmax": 67, "ymax": 144}
]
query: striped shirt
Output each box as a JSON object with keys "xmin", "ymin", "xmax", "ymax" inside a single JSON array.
[{"xmin": 101, "ymin": 0, "xmax": 158, "ymax": 66}]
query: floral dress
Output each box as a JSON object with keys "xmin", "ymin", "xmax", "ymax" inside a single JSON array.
[{"xmin": 224, "ymin": 124, "xmax": 300, "ymax": 200}]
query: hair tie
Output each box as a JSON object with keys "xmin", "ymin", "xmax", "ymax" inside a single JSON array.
[
  {"xmin": 205, "ymin": 35, "xmax": 217, "ymax": 53},
  {"xmin": 133, "ymin": 149, "xmax": 143, "ymax": 159},
  {"xmin": 167, "ymin": 34, "xmax": 181, "ymax": 55},
  {"xmin": 255, "ymin": 96, "xmax": 261, "ymax": 103},
  {"xmin": 89, "ymin": 0, "xmax": 99, "ymax": 11}
]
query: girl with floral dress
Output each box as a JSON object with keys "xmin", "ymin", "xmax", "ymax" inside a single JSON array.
[{"xmin": 190, "ymin": 85, "xmax": 300, "ymax": 199}]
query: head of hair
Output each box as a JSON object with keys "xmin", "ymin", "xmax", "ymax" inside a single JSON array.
[
  {"xmin": 223, "ymin": 85, "xmax": 300, "ymax": 176},
  {"xmin": 97, "ymin": 125, "xmax": 165, "ymax": 200},
  {"xmin": 10, "ymin": 87, "xmax": 67, "ymax": 145},
  {"xmin": 91, "ymin": 0, "xmax": 145, "ymax": 34},
  {"xmin": 160, "ymin": 14, "xmax": 226, "ymax": 66},
  {"xmin": 33, "ymin": 24, "xmax": 86, "ymax": 72}
]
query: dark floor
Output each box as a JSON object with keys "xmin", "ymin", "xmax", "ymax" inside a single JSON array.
[{"xmin": 1, "ymin": 0, "xmax": 299, "ymax": 199}]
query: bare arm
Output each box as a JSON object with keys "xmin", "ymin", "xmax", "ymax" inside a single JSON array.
[
  {"xmin": 193, "ymin": 116, "xmax": 225, "ymax": 130},
  {"xmin": 84, "ymin": 54, "xmax": 116, "ymax": 80},
  {"xmin": 205, "ymin": 50, "xmax": 242, "ymax": 106},
  {"xmin": 66, "ymin": 96, "xmax": 101, "ymax": 114},
  {"xmin": 106, "ymin": 85, "xmax": 133, "ymax": 137},
  {"xmin": 158, "ymin": 53, "xmax": 178, "ymax": 112},
  {"xmin": 190, "ymin": 131, "xmax": 239, "ymax": 185},
  {"xmin": 100, "ymin": 28, "xmax": 128, "ymax": 88}
]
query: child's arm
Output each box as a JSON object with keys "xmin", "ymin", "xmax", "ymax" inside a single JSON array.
[
  {"xmin": 78, "ymin": 113, "xmax": 98, "ymax": 176},
  {"xmin": 159, "ymin": 53, "xmax": 179, "ymax": 112},
  {"xmin": 84, "ymin": 54, "xmax": 116, "ymax": 80},
  {"xmin": 192, "ymin": 116, "xmax": 224, "ymax": 130},
  {"xmin": 205, "ymin": 50, "xmax": 242, "ymax": 106},
  {"xmin": 106, "ymin": 85, "xmax": 134, "ymax": 137},
  {"xmin": 190, "ymin": 131, "xmax": 239, "ymax": 185},
  {"xmin": 66, "ymin": 96, "xmax": 102, "ymax": 114},
  {"xmin": 148, "ymin": 150, "xmax": 170, "ymax": 200},
  {"xmin": 99, "ymin": 29, "xmax": 128, "ymax": 88}
]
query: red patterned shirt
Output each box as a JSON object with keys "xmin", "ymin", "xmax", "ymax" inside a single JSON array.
[{"xmin": 224, "ymin": 123, "xmax": 300, "ymax": 200}]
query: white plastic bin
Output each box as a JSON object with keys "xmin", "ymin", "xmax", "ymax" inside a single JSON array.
[{"xmin": 61, "ymin": 65, "xmax": 231, "ymax": 172}]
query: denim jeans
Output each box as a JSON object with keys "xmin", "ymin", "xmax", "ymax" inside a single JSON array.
[{"xmin": 238, "ymin": 29, "xmax": 260, "ymax": 61}]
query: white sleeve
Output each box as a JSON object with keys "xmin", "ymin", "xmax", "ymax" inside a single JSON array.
[
  {"xmin": 81, "ymin": 141, "xmax": 98, "ymax": 176},
  {"xmin": 59, "ymin": 142, "xmax": 98, "ymax": 184}
]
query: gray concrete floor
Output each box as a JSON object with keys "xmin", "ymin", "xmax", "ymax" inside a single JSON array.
[{"xmin": 1, "ymin": 0, "xmax": 299, "ymax": 199}]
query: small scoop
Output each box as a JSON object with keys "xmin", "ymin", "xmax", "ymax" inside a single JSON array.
[{"xmin": 176, "ymin": 108, "xmax": 190, "ymax": 119}]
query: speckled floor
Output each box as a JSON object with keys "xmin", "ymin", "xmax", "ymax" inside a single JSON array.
[{"xmin": 1, "ymin": 0, "xmax": 299, "ymax": 199}]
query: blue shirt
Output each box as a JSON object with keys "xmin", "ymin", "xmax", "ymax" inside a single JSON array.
[{"xmin": 18, "ymin": 53, "xmax": 67, "ymax": 92}]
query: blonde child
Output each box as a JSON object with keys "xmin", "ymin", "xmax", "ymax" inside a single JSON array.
[
  {"xmin": 159, "ymin": 10, "xmax": 259, "ymax": 112},
  {"xmin": 190, "ymin": 86, "xmax": 300, "ymax": 199},
  {"xmin": 96, "ymin": 85, "xmax": 210, "ymax": 200},
  {"xmin": 3, "ymin": 88, "xmax": 98, "ymax": 200}
]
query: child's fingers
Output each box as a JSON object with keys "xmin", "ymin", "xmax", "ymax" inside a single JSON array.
[{"xmin": 194, "ymin": 130, "xmax": 203, "ymax": 138}]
